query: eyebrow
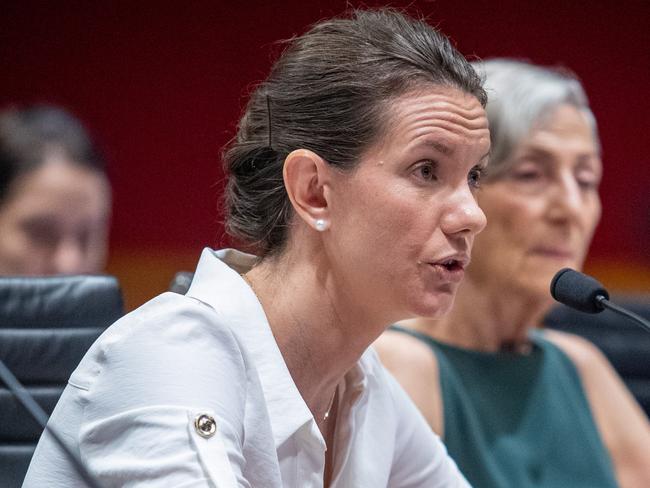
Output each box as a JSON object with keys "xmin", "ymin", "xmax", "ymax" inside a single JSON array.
[
  {"xmin": 519, "ymin": 147, "xmax": 553, "ymax": 161},
  {"xmin": 418, "ymin": 140, "xmax": 453, "ymax": 156},
  {"xmin": 22, "ymin": 215, "xmax": 60, "ymax": 228},
  {"xmin": 520, "ymin": 147, "xmax": 600, "ymax": 164},
  {"xmin": 414, "ymin": 140, "xmax": 490, "ymax": 165}
]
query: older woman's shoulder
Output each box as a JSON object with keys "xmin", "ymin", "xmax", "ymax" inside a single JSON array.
[
  {"xmin": 542, "ymin": 328, "xmax": 608, "ymax": 371},
  {"xmin": 543, "ymin": 329, "xmax": 650, "ymax": 486},
  {"xmin": 373, "ymin": 328, "xmax": 443, "ymax": 434},
  {"xmin": 373, "ymin": 328, "xmax": 439, "ymax": 374}
]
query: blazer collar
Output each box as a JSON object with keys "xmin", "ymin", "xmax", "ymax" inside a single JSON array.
[{"xmin": 186, "ymin": 248, "xmax": 315, "ymax": 448}]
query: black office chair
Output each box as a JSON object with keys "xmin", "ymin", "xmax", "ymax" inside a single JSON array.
[
  {"xmin": 544, "ymin": 297, "xmax": 650, "ymax": 417},
  {"xmin": 169, "ymin": 271, "xmax": 194, "ymax": 295},
  {"xmin": 0, "ymin": 275, "xmax": 124, "ymax": 488}
]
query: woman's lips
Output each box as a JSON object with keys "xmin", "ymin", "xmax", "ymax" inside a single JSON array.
[
  {"xmin": 430, "ymin": 262, "xmax": 465, "ymax": 283},
  {"xmin": 427, "ymin": 255, "xmax": 468, "ymax": 283}
]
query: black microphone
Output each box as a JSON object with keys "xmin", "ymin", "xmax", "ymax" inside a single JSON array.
[
  {"xmin": 550, "ymin": 268, "xmax": 650, "ymax": 333},
  {"xmin": 550, "ymin": 268, "xmax": 609, "ymax": 313}
]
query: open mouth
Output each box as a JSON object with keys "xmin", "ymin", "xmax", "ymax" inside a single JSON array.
[
  {"xmin": 428, "ymin": 257, "xmax": 467, "ymax": 283},
  {"xmin": 437, "ymin": 259, "xmax": 464, "ymax": 272}
]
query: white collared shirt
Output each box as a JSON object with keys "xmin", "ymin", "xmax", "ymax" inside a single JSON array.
[{"xmin": 24, "ymin": 248, "xmax": 469, "ymax": 487}]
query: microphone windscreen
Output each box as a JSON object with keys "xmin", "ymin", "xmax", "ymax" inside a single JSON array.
[{"xmin": 550, "ymin": 268, "xmax": 609, "ymax": 314}]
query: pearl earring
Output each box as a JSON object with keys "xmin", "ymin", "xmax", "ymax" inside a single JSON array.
[{"xmin": 314, "ymin": 219, "xmax": 329, "ymax": 232}]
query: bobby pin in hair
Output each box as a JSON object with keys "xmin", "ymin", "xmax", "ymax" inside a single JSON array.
[{"xmin": 265, "ymin": 94, "xmax": 273, "ymax": 149}]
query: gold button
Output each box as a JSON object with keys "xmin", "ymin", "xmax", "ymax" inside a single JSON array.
[{"xmin": 194, "ymin": 413, "xmax": 217, "ymax": 438}]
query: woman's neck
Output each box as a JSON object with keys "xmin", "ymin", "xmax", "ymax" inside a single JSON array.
[
  {"xmin": 244, "ymin": 248, "xmax": 384, "ymax": 423},
  {"xmin": 410, "ymin": 277, "xmax": 550, "ymax": 353}
]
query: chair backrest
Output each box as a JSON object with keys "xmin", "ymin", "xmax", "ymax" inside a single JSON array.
[
  {"xmin": 544, "ymin": 297, "xmax": 650, "ymax": 418},
  {"xmin": 0, "ymin": 275, "xmax": 124, "ymax": 488},
  {"xmin": 169, "ymin": 271, "xmax": 193, "ymax": 294}
]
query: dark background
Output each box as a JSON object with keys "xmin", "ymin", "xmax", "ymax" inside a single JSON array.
[{"xmin": 2, "ymin": 0, "xmax": 648, "ymax": 308}]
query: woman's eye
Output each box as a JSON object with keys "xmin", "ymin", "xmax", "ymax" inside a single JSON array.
[
  {"xmin": 577, "ymin": 178, "xmax": 597, "ymax": 190},
  {"xmin": 576, "ymin": 171, "xmax": 600, "ymax": 190},
  {"xmin": 414, "ymin": 160, "xmax": 437, "ymax": 182},
  {"xmin": 512, "ymin": 169, "xmax": 542, "ymax": 181},
  {"xmin": 22, "ymin": 220, "xmax": 61, "ymax": 247},
  {"xmin": 468, "ymin": 166, "xmax": 483, "ymax": 189}
]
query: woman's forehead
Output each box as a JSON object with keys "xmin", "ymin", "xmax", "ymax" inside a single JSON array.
[
  {"xmin": 369, "ymin": 88, "xmax": 488, "ymax": 153},
  {"xmin": 385, "ymin": 88, "xmax": 486, "ymax": 130}
]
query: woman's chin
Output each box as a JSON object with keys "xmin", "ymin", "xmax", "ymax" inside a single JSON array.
[
  {"xmin": 513, "ymin": 274, "xmax": 560, "ymax": 310},
  {"xmin": 409, "ymin": 293, "xmax": 456, "ymax": 320}
]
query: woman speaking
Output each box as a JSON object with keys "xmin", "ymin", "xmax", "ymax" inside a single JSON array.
[{"xmin": 25, "ymin": 9, "xmax": 490, "ymax": 487}]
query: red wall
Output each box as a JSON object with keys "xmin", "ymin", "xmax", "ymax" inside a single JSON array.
[{"xmin": 2, "ymin": 1, "xmax": 648, "ymax": 307}]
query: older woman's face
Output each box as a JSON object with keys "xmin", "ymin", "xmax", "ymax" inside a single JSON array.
[
  {"xmin": 325, "ymin": 86, "xmax": 490, "ymax": 322},
  {"xmin": 0, "ymin": 155, "xmax": 111, "ymax": 275},
  {"xmin": 468, "ymin": 104, "xmax": 602, "ymax": 303}
]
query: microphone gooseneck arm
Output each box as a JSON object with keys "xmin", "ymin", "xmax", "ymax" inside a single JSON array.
[
  {"xmin": 0, "ymin": 359, "xmax": 103, "ymax": 488},
  {"xmin": 596, "ymin": 295, "xmax": 650, "ymax": 333}
]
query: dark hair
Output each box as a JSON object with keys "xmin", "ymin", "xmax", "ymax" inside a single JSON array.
[
  {"xmin": 224, "ymin": 8, "xmax": 486, "ymax": 256},
  {"xmin": 0, "ymin": 105, "xmax": 105, "ymax": 203}
]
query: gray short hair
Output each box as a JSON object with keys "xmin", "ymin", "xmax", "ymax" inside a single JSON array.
[{"xmin": 471, "ymin": 58, "xmax": 599, "ymax": 180}]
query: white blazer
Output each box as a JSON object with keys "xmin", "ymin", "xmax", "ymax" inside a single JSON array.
[{"xmin": 24, "ymin": 248, "xmax": 469, "ymax": 487}]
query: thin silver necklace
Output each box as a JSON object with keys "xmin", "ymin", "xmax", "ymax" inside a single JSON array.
[{"xmin": 322, "ymin": 388, "xmax": 337, "ymax": 423}]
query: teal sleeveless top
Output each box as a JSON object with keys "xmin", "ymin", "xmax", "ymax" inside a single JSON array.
[{"xmin": 390, "ymin": 326, "xmax": 618, "ymax": 488}]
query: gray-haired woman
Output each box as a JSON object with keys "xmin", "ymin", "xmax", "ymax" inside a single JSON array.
[
  {"xmin": 25, "ymin": 9, "xmax": 490, "ymax": 487},
  {"xmin": 377, "ymin": 59, "xmax": 650, "ymax": 487}
]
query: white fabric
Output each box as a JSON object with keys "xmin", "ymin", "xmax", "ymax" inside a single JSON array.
[{"xmin": 24, "ymin": 248, "xmax": 469, "ymax": 487}]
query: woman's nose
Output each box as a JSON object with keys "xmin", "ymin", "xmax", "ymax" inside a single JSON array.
[
  {"xmin": 52, "ymin": 238, "xmax": 86, "ymax": 274},
  {"xmin": 548, "ymin": 174, "xmax": 584, "ymax": 222},
  {"xmin": 441, "ymin": 188, "xmax": 487, "ymax": 237}
]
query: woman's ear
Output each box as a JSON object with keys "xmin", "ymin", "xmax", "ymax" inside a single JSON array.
[{"xmin": 283, "ymin": 149, "xmax": 332, "ymax": 232}]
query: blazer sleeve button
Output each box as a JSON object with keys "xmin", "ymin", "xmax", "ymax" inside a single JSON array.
[{"xmin": 194, "ymin": 413, "xmax": 217, "ymax": 438}]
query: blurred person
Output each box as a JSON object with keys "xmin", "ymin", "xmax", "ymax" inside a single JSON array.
[
  {"xmin": 0, "ymin": 105, "xmax": 110, "ymax": 275},
  {"xmin": 376, "ymin": 59, "xmax": 650, "ymax": 488},
  {"xmin": 24, "ymin": 9, "xmax": 489, "ymax": 487}
]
